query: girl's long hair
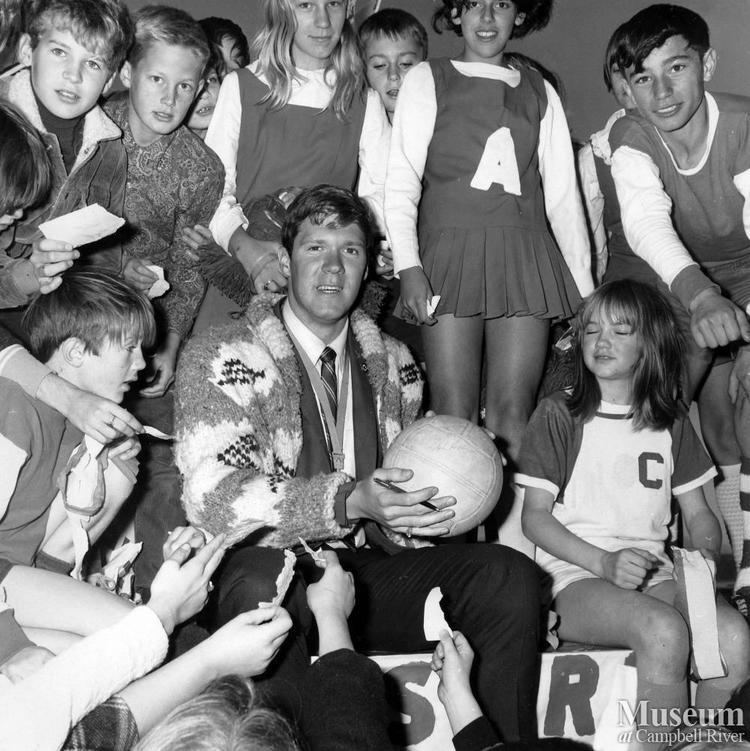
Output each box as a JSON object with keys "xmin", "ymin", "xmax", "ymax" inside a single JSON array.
[
  {"xmin": 252, "ymin": 0, "xmax": 365, "ymax": 120},
  {"xmin": 567, "ymin": 280, "xmax": 686, "ymax": 431}
]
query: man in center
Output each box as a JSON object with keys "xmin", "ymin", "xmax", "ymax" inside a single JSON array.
[{"xmin": 175, "ymin": 185, "xmax": 540, "ymax": 742}]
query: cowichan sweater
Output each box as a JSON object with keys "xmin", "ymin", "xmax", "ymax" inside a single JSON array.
[{"xmin": 174, "ymin": 293, "xmax": 424, "ymax": 549}]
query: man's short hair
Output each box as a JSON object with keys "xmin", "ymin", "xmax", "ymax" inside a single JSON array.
[
  {"xmin": 199, "ymin": 16, "xmax": 250, "ymax": 69},
  {"xmin": 128, "ymin": 5, "xmax": 210, "ymax": 73},
  {"xmin": 23, "ymin": 269, "xmax": 156, "ymax": 363},
  {"xmin": 358, "ymin": 8, "xmax": 428, "ymax": 59},
  {"xmin": 282, "ymin": 185, "xmax": 376, "ymax": 261},
  {"xmin": 27, "ymin": 0, "xmax": 133, "ymax": 75},
  {"xmin": 612, "ymin": 4, "xmax": 710, "ymax": 79},
  {"xmin": 0, "ymin": 100, "xmax": 52, "ymax": 217}
]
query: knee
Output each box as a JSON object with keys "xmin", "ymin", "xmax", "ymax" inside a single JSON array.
[
  {"xmin": 634, "ymin": 608, "xmax": 690, "ymax": 669},
  {"xmin": 459, "ymin": 544, "xmax": 541, "ymax": 622},
  {"xmin": 214, "ymin": 547, "xmax": 288, "ymax": 624},
  {"xmin": 718, "ymin": 606, "xmax": 750, "ymax": 681}
]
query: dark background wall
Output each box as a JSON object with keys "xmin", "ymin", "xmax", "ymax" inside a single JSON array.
[{"xmin": 123, "ymin": 0, "xmax": 750, "ymax": 141}]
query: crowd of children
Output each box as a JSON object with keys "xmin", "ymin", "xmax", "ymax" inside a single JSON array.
[{"xmin": 2, "ymin": 0, "xmax": 750, "ymax": 749}]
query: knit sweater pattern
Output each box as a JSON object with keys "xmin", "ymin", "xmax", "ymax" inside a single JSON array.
[{"xmin": 175, "ymin": 293, "xmax": 423, "ymax": 549}]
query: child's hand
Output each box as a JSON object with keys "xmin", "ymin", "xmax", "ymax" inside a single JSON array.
[
  {"xmin": 29, "ymin": 238, "xmax": 79, "ymax": 294},
  {"xmin": 197, "ymin": 606, "xmax": 293, "ymax": 679},
  {"xmin": 122, "ymin": 254, "xmax": 159, "ymax": 292},
  {"xmin": 181, "ymin": 224, "xmax": 215, "ymax": 261},
  {"xmin": 162, "ymin": 526, "xmax": 206, "ymax": 562},
  {"xmin": 140, "ymin": 333, "xmax": 180, "ymax": 398},
  {"xmin": 431, "ymin": 630, "xmax": 474, "ymax": 700},
  {"xmin": 108, "ymin": 435, "xmax": 141, "ymax": 462},
  {"xmin": 375, "ymin": 243, "xmax": 394, "ymax": 278},
  {"xmin": 0, "ymin": 645, "xmax": 55, "ymax": 684},
  {"xmin": 306, "ymin": 551, "xmax": 355, "ymax": 619},
  {"xmin": 600, "ymin": 547, "xmax": 658, "ymax": 589},
  {"xmin": 399, "ymin": 266, "xmax": 435, "ymax": 325},
  {"xmin": 41, "ymin": 378, "xmax": 142, "ymax": 443},
  {"xmin": 234, "ymin": 235, "xmax": 287, "ymax": 294},
  {"xmin": 148, "ymin": 532, "xmax": 226, "ymax": 635},
  {"xmin": 431, "ymin": 630, "xmax": 483, "ymax": 734}
]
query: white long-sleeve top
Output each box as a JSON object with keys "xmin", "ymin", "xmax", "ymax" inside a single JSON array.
[
  {"xmin": 384, "ymin": 60, "xmax": 593, "ymax": 297},
  {"xmin": 206, "ymin": 62, "xmax": 391, "ymax": 251},
  {"xmin": 577, "ymin": 109, "xmax": 627, "ymax": 270},
  {"xmin": 0, "ymin": 606, "xmax": 168, "ymax": 751},
  {"xmin": 610, "ymin": 92, "xmax": 750, "ymax": 309}
]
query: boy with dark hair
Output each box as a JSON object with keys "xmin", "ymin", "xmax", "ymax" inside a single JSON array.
[
  {"xmin": 0, "ymin": 269, "xmax": 155, "ymax": 677},
  {"xmin": 106, "ymin": 4, "xmax": 224, "ymax": 397},
  {"xmin": 199, "ymin": 16, "xmax": 250, "ymax": 72},
  {"xmin": 358, "ymin": 8, "xmax": 428, "ymax": 123},
  {"xmin": 607, "ymin": 3, "xmax": 750, "ymax": 609}
]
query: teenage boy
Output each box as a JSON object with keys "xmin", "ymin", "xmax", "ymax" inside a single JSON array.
[
  {"xmin": 608, "ymin": 3, "xmax": 750, "ymax": 607},
  {"xmin": 0, "ymin": 269, "xmax": 155, "ymax": 664},
  {"xmin": 0, "ymin": 0, "xmax": 143, "ymax": 459},
  {"xmin": 106, "ymin": 5, "xmax": 224, "ymax": 397},
  {"xmin": 176, "ymin": 185, "xmax": 541, "ymax": 743}
]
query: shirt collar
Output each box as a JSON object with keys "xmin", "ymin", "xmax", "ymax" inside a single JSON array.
[{"xmin": 282, "ymin": 299, "xmax": 349, "ymax": 369}]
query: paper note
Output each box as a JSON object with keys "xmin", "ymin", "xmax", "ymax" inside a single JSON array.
[
  {"xmin": 426, "ymin": 295, "xmax": 441, "ymax": 317},
  {"xmin": 39, "ymin": 204, "xmax": 125, "ymax": 247},
  {"xmin": 259, "ymin": 549, "xmax": 297, "ymax": 608},
  {"xmin": 145, "ymin": 264, "xmax": 170, "ymax": 299},
  {"xmin": 142, "ymin": 425, "xmax": 173, "ymax": 440}
]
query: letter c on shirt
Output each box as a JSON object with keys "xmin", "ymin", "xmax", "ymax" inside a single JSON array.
[{"xmin": 638, "ymin": 452, "xmax": 664, "ymax": 490}]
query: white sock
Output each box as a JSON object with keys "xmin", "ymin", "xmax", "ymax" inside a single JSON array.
[
  {"xmin": 734, "ymin": 466, "xmax": 750, "ymax": 603},
  {"xmin": 716, "ymin": 464, "xmax": 742, "ymax": 570}
]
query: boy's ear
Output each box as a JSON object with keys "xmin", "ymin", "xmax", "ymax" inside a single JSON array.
[
  {"xmin": 702, "ymin": 48, "xmax": 717, "ymax": 83},
  {"xmin": 514, "ymin": 12, "xmax": 526, "ymax": 27},
  {"xmin": 59, "ymin": 337, "xmax": 87, "ymax": 368},
  {"xmin": 120, "ymin": 60, "xmax": 133, "ymax": 90},
  {"xmin": 18, "ymin": 34, "xmax": 33, "ymax": 67},
  {"xmin": 278, "ymin": 246, "xmax": 291, "ymax": 279}
]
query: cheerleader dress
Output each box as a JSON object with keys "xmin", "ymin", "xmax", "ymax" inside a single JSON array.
[{"xmin": 386, "ymin": 58, "xmax": 593, "ymax": 319}]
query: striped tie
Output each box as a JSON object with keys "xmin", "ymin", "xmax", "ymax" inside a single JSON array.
[{"xmin": 319, "ymin": 347, "xmax": 338, "ymax": 421}]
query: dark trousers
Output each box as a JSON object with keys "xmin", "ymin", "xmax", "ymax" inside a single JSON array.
[{"xmin": 213, "ymin": 542, "xmax": 541, "ymax": 743}]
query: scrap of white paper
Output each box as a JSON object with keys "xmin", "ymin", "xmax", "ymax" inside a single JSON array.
[
  {"xmin": 426, "ymin": 295, "xmax": 441, "ymax": 317},
  {"xmin": 298, "ymin": 536, "xmax": 327, "ymax": 567},
  {"xmin": 39, "ymin": 204, "xmax": 125, "ymax": 247},
  {"xmin": 142, "ymin": 425, "xmax": 173, "ymax": 440},
  {"xmin": 259, "ymin": 549, "xmax": 297, "ymax": 608},
  {"xmin": 145, "ymin": 264, "xmax": 170, "ymax": 299}
]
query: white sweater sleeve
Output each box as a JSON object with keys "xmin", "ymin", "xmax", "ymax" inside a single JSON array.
[
  {"xmin": 577, "ymin": 142, "xmax": 607, "ymax": 263},
  {"xmin": 537, "ymin": 82, "xmax": 594, "ymax": 297},
  {"xmin": 206, "ymin": 71, "xmax": 248, "ymax": 252},
  {"xmin": 610, "ymin": 144, "xmax": 698, "ymax": 288},
  {"xmin": 384, "ymin": 62, "xmax": 437, "ymax": 276},
  {"xmin": 357, "ymin": 89, "xmax": 391, "ymax": 234},
  {"xmin": 0, "ymin": 606, "xmax": 168, "ymax": 751},
  {"xmin": 733, "ymin": 166, "xmax": 750, "ymax": 241}
]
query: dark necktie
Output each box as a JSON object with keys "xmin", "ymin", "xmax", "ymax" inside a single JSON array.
[{"xmin": 319, "ymin": 347, "xmax": 338, "ymax": 421}]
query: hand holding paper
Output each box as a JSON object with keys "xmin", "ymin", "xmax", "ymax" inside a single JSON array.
[{"xmin": 39, "ymin": 204, "xmax": 125, "ymax": 248}]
